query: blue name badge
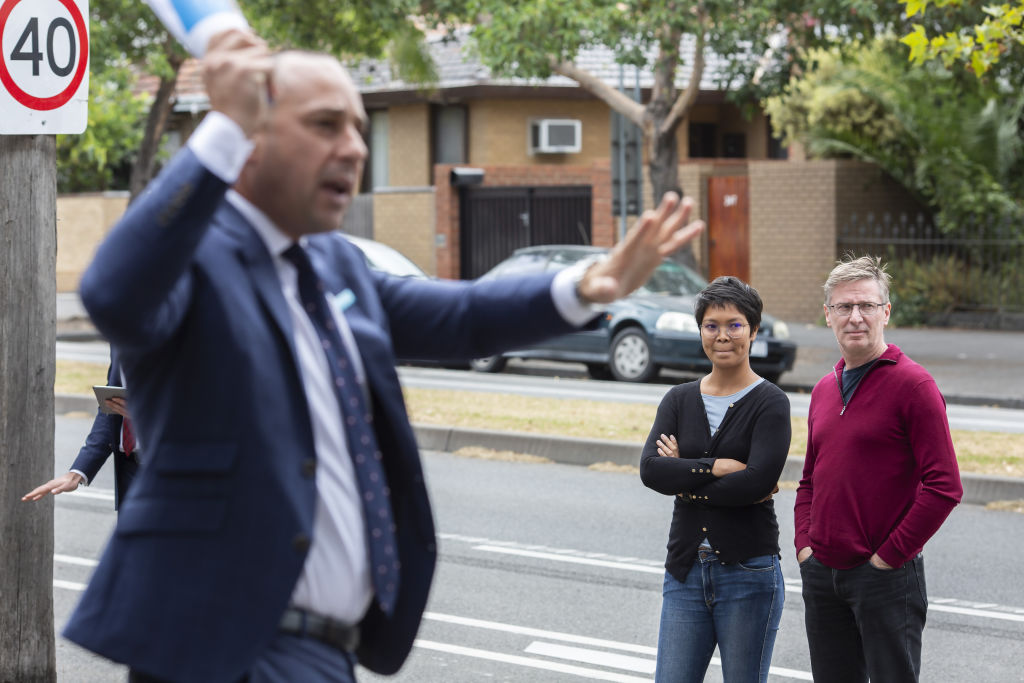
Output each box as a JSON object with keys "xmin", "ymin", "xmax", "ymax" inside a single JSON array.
[{"xmin": 331, "ymin": 289, "xmax": 357, "ymax": 313}]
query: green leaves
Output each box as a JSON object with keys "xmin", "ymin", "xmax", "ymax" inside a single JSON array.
[
  {"xmin": 899, "ymin": 0, "xmax": 1024, "ymax": 76},
  {"xmin": 764, "ymin": 37, "xmax": 1024, "ymax": 234}
]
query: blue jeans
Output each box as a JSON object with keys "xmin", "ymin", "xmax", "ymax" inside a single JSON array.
[
  {"xmin": 800, "ymin": 553, "xmax": 927, "ymax": 683},
  {"xmin": 655, "ymin": 549, "xmax": 784, "ymax": 683}
]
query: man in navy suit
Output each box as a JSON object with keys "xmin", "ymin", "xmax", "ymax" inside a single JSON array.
[
  {"xmin": 63, "ymin": 31, "xmax": 703, "ymax": 682},
  {"xmin": 23, "ymin": 354, "xmax": 139, "ymax": 509}
]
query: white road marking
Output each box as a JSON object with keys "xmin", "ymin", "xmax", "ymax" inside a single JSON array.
[
  {"xmin": 524, "ymin": 642, "xmax": 655, "ymax": 674},
  {"xmin": 474, "ymin": 544, "xmax": 664, "ymax": 574},
  {"xmin": 423, "ymin": 612, "xmax": 656, "ymax": 655},
  {"xmin": 929, "ymin": 604, "xmax": 1024, "ymax": 622},
  {"xmin": 67, "ymin": 488, "xmax": 115, "ymax": 502},
  {"xmin": 448, "ymin": 535, "xmax": 1024, "ymax": 625},
  {"xmin": 413, "ymin": 639, "xmax": 652, "ymax": 683},
  {"xmin": 53, "ymin": 579, "xmax": 87, "ymax": 591},
  {"xmin": 55, "ymin": 554, "xmax": 98, "ymax": 567},
  {"xmin": 423, "ymin": 614, "xmax": 813, "ymax": 680}
]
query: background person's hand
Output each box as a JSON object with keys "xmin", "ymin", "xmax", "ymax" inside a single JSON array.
[
  {"xmin": 203, "ymin": 29, "xmax": 274, "ymax": 137},
  {"xmin": 22, "ymin": 472, "xmax": 84, "ymax": 501},
  {"xmin": 105, "ymin": 397, "xmax": 131, "ymax": 419},
  {"xmin": 656, "ymin": 434, "xmax": 679, "ymax": 458},
  {"xmin": 797, "ymin": 546, "xmax": 813, "ymax": 563},
  {"xmin": 576, "ymin": 193, "xmax": 704, "ymax": 304}
]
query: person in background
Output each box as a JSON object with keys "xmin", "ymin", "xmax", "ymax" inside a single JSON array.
[
  {"xmin": 640, "ymin": 276, "xmax": 790, "ymax": 683},
  {"xmin": 23, "ymin": 351, "xmax": 138, "ymax": 509},
  {"xmin": 795, "ymin": 255, "xmax": 962, "ymax": 682}
]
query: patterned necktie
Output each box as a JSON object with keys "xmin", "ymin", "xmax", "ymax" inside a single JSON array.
[
  {"xmin": 121, "ymin": 416, "xmax": 136, "ymax": 456},
  {"xmin": 282, "ymin": 243, "xmax": 399, "ymax": 615}
]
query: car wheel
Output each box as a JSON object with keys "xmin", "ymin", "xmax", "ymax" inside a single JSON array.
[
  {"xmin": 609, "ymin": 328, "xmax": 657, "ymax": 382},
  {"xmin": 470, "ymin": 355, "xmax": 507, "ymax": 373},
  {"xmin": 586, "ymin": 363, "xmax": 613, "ymax": 380}
]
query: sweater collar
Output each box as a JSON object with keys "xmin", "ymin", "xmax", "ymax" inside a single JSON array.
[{"xmin": 833, "ymin": 343, "xmax": 902, "ymax": 374}]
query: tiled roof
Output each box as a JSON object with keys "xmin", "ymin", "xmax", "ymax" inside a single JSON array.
[
  {"xmin": 158, "ymin": 30, "xmax": 748, "ymax": 109},
  {"xmin": 349, "ymin": 30, "xmax": 745, "ymax": 95}
]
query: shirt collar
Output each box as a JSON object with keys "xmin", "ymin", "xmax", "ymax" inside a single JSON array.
[{"xmin": 226, "ymin": 190, "xmax": 301, "ymax": 258}]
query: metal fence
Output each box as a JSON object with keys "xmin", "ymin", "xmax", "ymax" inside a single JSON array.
[
  {"xmin": 838, "ymin": 212, "xmax": 1024, "ymax": 316},
  {"xmin": 341, "ymin": 194, "xmax": 373, "ymax": 239}
]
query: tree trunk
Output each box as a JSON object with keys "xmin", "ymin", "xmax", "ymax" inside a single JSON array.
[
  {"xmin": 0, "ymin": 135, "xmax": 57, "ymax": 682},
  {"xmin": 645, "ymin": 39, "xmax": 697, "ymax": 271},
  {"xmin": 129, "ymin": 49, "xmax": 185, "ymax": 200}
]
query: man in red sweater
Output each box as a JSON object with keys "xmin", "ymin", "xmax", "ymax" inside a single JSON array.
[{"xmin": 794, "ymin": 255, "xmax": 962, "ymax": 682}]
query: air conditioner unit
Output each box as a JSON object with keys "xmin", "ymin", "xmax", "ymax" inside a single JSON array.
[{"xmin": 529, "ymin": 119, "xmax": 582, "ymax": 154}]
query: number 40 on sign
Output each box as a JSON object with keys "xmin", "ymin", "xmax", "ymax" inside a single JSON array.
[{"xmin": 0, "ymin": 0, "xmax": 89, "ymax": 135}]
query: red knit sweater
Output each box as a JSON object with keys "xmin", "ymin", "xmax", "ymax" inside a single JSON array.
[{"xmin": 794, "ymin": 344, "xmax": 963, "ymax": 569}]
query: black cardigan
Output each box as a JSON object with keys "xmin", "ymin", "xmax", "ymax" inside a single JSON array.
[{"xmin": 640, "ymin": 379, "xmax": 791, "ymax": 581}]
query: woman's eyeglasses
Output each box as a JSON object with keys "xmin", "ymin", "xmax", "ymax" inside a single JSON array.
[{"xmin": 700, "ymin": 322, "xmax": 749, "ymax": 338}]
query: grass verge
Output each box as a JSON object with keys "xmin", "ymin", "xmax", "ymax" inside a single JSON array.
[{"xmin": 56, "ymin": 361, "xmax": 1024, "ymax": 478}]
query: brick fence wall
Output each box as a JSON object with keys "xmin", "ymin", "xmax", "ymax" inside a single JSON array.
[
  {"xmin": 749, "ymin": 160, "xmax": 921, "ymax": 322},
  {"xmin": 372, "ymin": 188, "xmax": 436, "ymax": 275},
  {"xmin": 433, "ymin": 161, "xmax": 612, "ymax": 279},
  {"xmin": 56, "ymin": 193, "xmax": 129, "ymax": 292},
  {"xmin": 53, "ymin": 162, "xmax": 921, "ymax": 321}
]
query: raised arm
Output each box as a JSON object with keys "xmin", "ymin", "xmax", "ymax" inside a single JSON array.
[{"xmin": 80, "ymin": 31, "xmax": 271, "ymax": 352}]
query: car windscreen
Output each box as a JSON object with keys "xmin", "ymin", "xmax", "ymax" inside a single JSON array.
[
  {"xmin": 356, "ymin": 241, "xmax": 427, "ymax": 278},
  {"xmin": 637, "ymin": 260, "xmax": 708, "ymax": 296}
]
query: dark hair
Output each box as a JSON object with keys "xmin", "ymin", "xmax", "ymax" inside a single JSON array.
[{"xmin": 694, "ymin": 276, "xmax": 763, "ymax": 332}]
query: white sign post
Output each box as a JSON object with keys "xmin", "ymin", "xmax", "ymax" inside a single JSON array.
[{"xmin": 0, "ymin": 0, "xmax": 89, "ymax": 134}]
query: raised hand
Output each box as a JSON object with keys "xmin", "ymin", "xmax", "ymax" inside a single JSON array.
[{"xmin": 576, "ymin": 193, "xmax": 704, "ymax": 304}]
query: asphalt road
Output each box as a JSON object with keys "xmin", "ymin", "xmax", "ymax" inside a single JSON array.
[
  {"xmin": 56, "ymin": 342, "xmax": 1024, "ymax": 433},
  {"xmin": 50, "ymin": 416, "xmax": 1024, "ymax": 682}
]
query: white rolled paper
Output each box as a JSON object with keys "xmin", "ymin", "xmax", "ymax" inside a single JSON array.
[{"xmin": 144, "ymin": 0, "xmax": 249, "ymax": 56}]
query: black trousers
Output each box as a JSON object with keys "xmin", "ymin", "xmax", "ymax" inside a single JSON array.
[{"xmin": 800, "ymin": 553, "xmax": 927, "ymax": 682}]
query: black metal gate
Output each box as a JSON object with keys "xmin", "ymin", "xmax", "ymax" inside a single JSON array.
[{"xmin": 459, "ymin": 185, "xmax": 592, "ymax": 279}]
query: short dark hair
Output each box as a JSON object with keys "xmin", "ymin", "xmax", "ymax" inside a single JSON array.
[{"xmin": 694, "ymin": 276, "xmax": 763, "ymax": 332}]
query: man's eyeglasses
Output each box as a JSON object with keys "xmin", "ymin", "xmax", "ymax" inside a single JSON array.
[
  {"xmin": 827, "ymin": 302, "xmax": 887, "ymax": 317},
  {"xmin": 700, "ymin": 322, "xmax": 749, "ymax": 338}
]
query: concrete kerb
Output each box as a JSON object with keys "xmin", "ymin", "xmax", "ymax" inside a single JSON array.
[{"xmin": 56, "ymin": 394, "xmax": 1023, "ymax": 506}]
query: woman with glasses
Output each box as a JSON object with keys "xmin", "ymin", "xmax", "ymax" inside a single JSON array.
[{"xmin": 640, "ymin": 276, "xmax": 791, "ymax": 683}]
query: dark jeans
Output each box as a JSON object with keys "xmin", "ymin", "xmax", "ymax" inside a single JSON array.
[
  {"xmin": 656, "ymin": 549, "xmax": 784, "ymax": 682},
  {"xmin": 800, "ymin": 553, "xmax": 927, "ymax": 682}
]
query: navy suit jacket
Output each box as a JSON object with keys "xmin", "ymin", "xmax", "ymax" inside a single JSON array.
[
  {"xmin": 64, "ymin": 149, "xmax": 582, "ymax": 681},
  {"xmin": 70, "ymin": 353, "xmax": 137, "ymax": 510}
]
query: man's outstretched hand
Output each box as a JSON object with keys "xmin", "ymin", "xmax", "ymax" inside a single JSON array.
[{"xmin": 576, "ymin": 193, "xmax": 704, "ymax": 304}]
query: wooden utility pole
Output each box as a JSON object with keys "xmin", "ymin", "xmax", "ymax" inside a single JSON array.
[{"xmin": 0, "ymin": 134, "xmax": 58, "ymax": 682}]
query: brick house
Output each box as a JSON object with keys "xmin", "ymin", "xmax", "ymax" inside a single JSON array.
[{"xmin": 57, "ymin": 33, "xmax": 924, "ymax": 323}]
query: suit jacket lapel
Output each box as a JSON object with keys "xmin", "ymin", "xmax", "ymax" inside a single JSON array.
[{"xmin": 217, "ymin": 203, "xmax": 300, "ymax": 367}]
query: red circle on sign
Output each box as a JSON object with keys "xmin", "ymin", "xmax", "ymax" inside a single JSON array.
[{"xmin": 0, "ymin": 0, "xmax": 89, "ymax": 111}]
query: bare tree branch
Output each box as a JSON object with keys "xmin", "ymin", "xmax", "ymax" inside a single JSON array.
[
  {"xmin": 550, "ymin": 58, "xmax": 646, "ymax": 125},
  {"xmin": 661, "ymin": 19, "xmax": 706, "ymax": 137}
]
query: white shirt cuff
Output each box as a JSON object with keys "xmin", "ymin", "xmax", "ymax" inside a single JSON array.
[
  {"xmin": 551, "ymin": 264, "xmax": 605, "ymax": 327},
  {"xmin": 186, "ymin": 111, "xmax": 254, "ymax": 183},
  {"xmin": 70, "ymin": 469, "xmax": 90, "ymax": 486}
]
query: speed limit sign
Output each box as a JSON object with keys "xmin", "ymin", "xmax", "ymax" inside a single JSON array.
[{"xmin": 0, "ymin": 0, "xmax": 89, "ymax": 134}]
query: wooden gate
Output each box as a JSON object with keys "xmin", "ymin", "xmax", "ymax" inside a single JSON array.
[
  {"xmin": 459, "ymin": 185, "xmax": 591, "ymax": 279},
  {"xmin": 706, "ymin": 176, "xmax": 750, "ymax": 282}
]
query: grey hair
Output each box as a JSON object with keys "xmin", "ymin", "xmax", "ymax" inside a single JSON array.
[{"xmin": 823, "ymin": 254, "xmax": 891, "ymax": 304}]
